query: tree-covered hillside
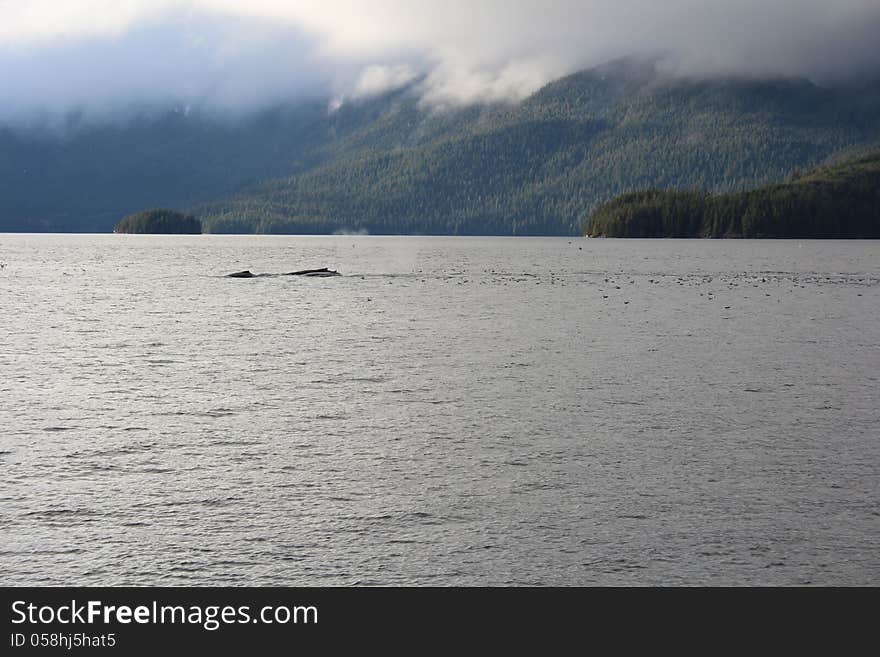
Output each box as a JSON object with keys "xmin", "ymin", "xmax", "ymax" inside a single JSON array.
[
  {"xmin": 0, "ymin": 93, "xmax": 402, "ymax": 233},
  {"xmin": 3, "ymin": 58, "xmax": 880, "ymax": 235},
  {"xmin": 199, "ymin": 60, "xmax": 880, "ymax": 235},
  {"xmin": 584, "ymin": 149, "xmax": 880, "ymax": 238}
]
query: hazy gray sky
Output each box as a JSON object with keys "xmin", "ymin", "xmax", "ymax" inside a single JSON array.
[{"xmin": 2, "ymin": 0, "xmax": 879, "ymax": 123}]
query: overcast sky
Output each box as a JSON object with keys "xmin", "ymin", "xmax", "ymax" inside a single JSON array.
[{"xmin": 2, "ymin": 0, "xmax": 879, "ymax": 124}]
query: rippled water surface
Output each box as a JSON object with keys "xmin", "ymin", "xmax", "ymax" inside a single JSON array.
[{"xmin": 1, "ymin": 234, "xmax": 878, "ymax": 585}]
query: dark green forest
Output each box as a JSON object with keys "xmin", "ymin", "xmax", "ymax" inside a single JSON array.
[
  {"xmin": 0, "ymin": 98, "xmax": 380, "ymax": 233},
  {"xmin": 114, "ymin": 209, "xmax": 201, "ymax": 234},
  {"xmin": 3, "ymin": 58, "xmax": 880, "ymax": 235},
  {"xmin": 198, "ymin": 61, "xmax": 880, "ymax": 235},
  {"xmin": 584, "ymin": 149, "xmax": 880, "ymax": 238}
]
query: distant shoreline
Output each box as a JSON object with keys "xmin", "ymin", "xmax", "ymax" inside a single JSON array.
[{"xmin": 3, "ymin": 231, "xmax": 880, "ymax": 240}]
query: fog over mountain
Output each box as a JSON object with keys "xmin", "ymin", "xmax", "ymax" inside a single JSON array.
[{"xmin": 2, "ymin": 0, "xmax": 880, "ymax": 126}]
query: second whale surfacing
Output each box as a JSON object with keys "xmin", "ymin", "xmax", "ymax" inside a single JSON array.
[{"xmin": 285, "ymin": 268, "xmax": 341, "ymax": 277}]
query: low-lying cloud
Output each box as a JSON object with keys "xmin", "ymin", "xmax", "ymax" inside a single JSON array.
[{"xmin": 2, "ymin": 0, "xmax": 880, "ymax": 125}]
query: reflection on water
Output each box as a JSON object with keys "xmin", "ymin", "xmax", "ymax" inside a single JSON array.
[{"xmin": 0, "ymin": 234, "xmax": 878, "ymax": 585}]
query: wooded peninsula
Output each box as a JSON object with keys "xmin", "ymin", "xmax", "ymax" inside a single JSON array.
[{"xmin": 584, "ymin": 149, "xmax": 880, "ymax": 238}]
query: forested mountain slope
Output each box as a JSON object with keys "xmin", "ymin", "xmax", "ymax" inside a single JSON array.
[
  {"xmin": 199, "ymin": 60, "xmax": 880, "ymax": 235},
  {"xmin": 3, "ymin": 58, "xmax": 879, "ymax": 235},
  {"xmin": 0, "ymin": 94, "xmax": 399, "ymax": 232}
]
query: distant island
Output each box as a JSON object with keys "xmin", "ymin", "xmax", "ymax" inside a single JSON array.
[
  {"xmin": 585, "ymin": 149, "xmax": 880, "ymax": 238},
  {"xmin": 114, "ymin": 209, "xmax": 202, "ymax": 234}
]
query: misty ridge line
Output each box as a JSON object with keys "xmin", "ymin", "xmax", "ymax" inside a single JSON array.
[
  {"xmin": 3, "ymin": 55, "xmax": 880, "ymax": 138},
  {"xmin": 3, "ymin": 50, "xmax": 879, "ymax": 236},
  {"xmin": 2, "ymin": 0, "xmax": 880, "ymax": 127}
]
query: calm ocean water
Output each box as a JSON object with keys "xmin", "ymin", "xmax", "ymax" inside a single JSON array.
[{"xmin": 1, "ymin": 234, "xmax": 877, "ymax": 585}]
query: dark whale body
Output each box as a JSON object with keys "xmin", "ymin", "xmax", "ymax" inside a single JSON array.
[
  {"xmin": 285, "ymin": 268, "xmax": 341, "ymax": 277},
  {"xmin": 226, "ymin": 267, "xmax": 341, "ymax": 278}
]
